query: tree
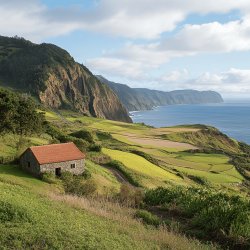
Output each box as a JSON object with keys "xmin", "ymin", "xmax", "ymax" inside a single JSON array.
[{"xmin": 0, "ymin": 88, "xmax": 45, "ymax": 135}]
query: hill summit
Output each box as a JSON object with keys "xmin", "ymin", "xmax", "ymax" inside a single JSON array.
[{"xmin": 0, "ymin": 36, "xmax": 132, "ymax": 123}]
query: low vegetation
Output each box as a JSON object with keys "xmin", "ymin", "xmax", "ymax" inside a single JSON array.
[
  {"xmin": 0, "ymin": 165, "xmax": 216, "ymax": 250},
  {"xmin": 145, "ymin": 186, "xmax": 250, "ymax": 248}
]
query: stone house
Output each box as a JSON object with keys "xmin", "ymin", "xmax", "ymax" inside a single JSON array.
[{"xmin": 20, "ymin": 142, "xmax": 85, "ymax": 176}]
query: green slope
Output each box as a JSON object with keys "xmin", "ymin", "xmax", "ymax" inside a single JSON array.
[{"xmin": 0, "ymin": 165, "xmax": 215, "ymax": 250}]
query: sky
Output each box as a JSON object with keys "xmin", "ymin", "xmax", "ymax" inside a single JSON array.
[{"xmin": 1, "ymin": 1, "xmax": 250, "ymax": 98}]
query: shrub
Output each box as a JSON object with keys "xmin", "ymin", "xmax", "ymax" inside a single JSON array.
[
  {"xmin": 144, "ymin": 186, "xmax": 250, "ymax": 245},
  {"xmin": 70, "ymin": 129, "xmax": 94, "ymax": 143},
  {"xmin": 119, "ymin": 184, "xmax": 144, "ymax": 207},
  {"xmin": 59, "ymin": 135, "xmax": 89, "ymax": 152},
  {"xmin": 88, "ymin": 143, "xmax": 102, "ymax": 152},
  {"xmin": 46, "ymin": 124, "xmax": 65, "ymax": 139},
  {"xmin": 81, "ymin": 179, "xmax": 97, "ymax": 196},
  {"xmin": 41, "ymin": 172, "xmax": 58, "ymax": 184},
  {"xmin": 135, "ymin": 210, "xmax": 160, "ymax": 227},
  {"xmin": 61, "ymin": 173, "xmax": 97, "ymax": 197},
  {"xmin": 96, "ymin": 131, "xmax": 112, "ymax": 140},
  {"xmin": 82, "ymin": 169, "xmax": 92, "ymax": 180}
]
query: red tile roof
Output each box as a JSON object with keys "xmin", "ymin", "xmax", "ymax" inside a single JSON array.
[{"xmin": 29, "ymin": 142, "xmax": 85, "ymax": 165}]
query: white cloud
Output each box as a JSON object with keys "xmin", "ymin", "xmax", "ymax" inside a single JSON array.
[
  {"xmin": 161, "ymin": 68, "xmax": 250, "ymax": 96},
  {"xmin": 161, "ymin": 16, "xmax": 250, "ymax": 53},
  {"xmin": 0, "ymin": 0, "xmax": 81, "ymax": 41},
  {"xmin": 0, "ymin": 0, "xmax": 250, "ymax": 41},
  {"xmin": 88, "ymin": 15, "xmax": 250, "ymax": 82},
  {"xmin": 87, "ymin": 57, "xmax": 149, "ymax": 80}
]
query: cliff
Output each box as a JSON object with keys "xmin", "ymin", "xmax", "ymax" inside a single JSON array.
[
  {"xmin": 0, "ymin": 36, "xmax": 132, "ymax": 123},
  {"xmin": 97, "ymin": 76, "xmax": 224, "ymax": 111}
]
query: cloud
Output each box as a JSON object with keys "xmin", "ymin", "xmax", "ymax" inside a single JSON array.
[
  {"xmin": 0, "ymin": 0, "xmax": 250, "ymax": 41},
  {"xmin": 0, "ymin": 0, "xmax": 81, "ymax": 41},
  {"xmin": 88, "ymin": 14, "xmax": 250, "ymax": 82},
  {"xmin": 160, "ymin": 68, "xmax": 250, "ymax": 96},
  {"xmin": 161, "ymin": 17, "xmax": 250, "ymax": 53},
  {"xmin": 87, "ymin": 57, "xmax": 149, "ymax": 80}
]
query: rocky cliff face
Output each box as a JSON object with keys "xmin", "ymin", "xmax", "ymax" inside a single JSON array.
[
  {"xmin": 97, "ymin": 76, "xmax": 224, "ymax": 111},
  {"xmin": 0, "ymin": 36, "xmax": 132, "ymax": 123},
  {"xmin": 38, "ymin": 64, "xmax": 131, "ymax": 122}
]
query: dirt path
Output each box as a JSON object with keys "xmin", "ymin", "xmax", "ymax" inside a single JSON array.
[{"xmin": 102, "ymin": 165, "xmax": 135, "ymax": 186}]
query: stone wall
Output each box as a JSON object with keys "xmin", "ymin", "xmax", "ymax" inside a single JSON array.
[
  {"xmin": 40, "ymin": 159, "xmax": 85, "ymax": 175},
  {"xmin": 20, "ymin": 149, "xmax": 40, "ymax": 176}
]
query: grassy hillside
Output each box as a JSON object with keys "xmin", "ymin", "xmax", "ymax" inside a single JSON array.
[
  {"xmin": 1, "ymin": 108, "xmax": 249, "ymax": 249},
  {"xmin": 0, "ymin": 165, "xmax": 216, "ymax": 250}
]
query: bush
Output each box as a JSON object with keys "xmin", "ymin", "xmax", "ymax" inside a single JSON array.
[
  {"xmin": 88, "ymin": 143, "xmax": 102, "ymax": 152},
  {"xmin": 59, "ymin": 135, "xmax": 89, "ymax": 152},
  {"xmin": 82, "ymin": 169, "xmax": 92, "ymax": 180},
  {"xmin": 135, "ymin": 210, "xmax": 160, "ymax": 227},
  {"xmin": 119, "ymin": 184, "xmax": 144, "ymax": 207},
  {"xmin": 41, "ymin": 172, "xmax": 58, "ymax": 184},
  {"xmin": 70, "ymin": 129, "xmax": 95, "ymax": 143},
  {"xmin": 81, "ymin": 179, "xmax": 97, "ymax": 196},
  {"xmin": 144, "ymin": 186, "xmax": 250, "ymax": 245},
  {"xmin": 96, "ymin": 131, "xmax": 112, "ymax": 140},
  {"xmin": 61, "ymin": 172, "xmax": 97, "ymax": 197}
]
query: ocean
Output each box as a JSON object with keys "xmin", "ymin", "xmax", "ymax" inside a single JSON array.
[{"xmin": 130, "ymin": 100, "xmax": 250, "ymax": 144}]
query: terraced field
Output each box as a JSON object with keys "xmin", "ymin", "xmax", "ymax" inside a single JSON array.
[
  {"xmin": 35, "ymin": 111, "xmax": 246, "ymax": 186},
  {"xmin": 103, "ymin": 148, "xmax": 181, "ymax": 188}
]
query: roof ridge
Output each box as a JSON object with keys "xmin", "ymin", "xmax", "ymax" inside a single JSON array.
[{"xmin": 30, "ymin": 142, "xmax": 74, "ymax": 149}]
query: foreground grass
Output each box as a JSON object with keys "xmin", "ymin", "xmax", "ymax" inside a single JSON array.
[{"xmin": 0, "ymin": 165, "xmax": 216, "ymax": 250}]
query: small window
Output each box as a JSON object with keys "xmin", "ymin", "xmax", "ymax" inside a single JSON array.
[
  {"xmin": 28, "ymin": 162, "xmax": 31, "ymax": 168},
  {"xmin": 71, "ymin": 163, "xmax": 76, "ymax": 169}
]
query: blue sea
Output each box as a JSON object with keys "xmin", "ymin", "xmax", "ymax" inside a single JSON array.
[{"xmin": 130, "ymin": 100, "xmax": 250, "ymax": 144}]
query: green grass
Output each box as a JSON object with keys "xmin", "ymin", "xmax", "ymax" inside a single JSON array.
[
  {"xmin": 0, "ymin": 164, "xmax": 215, "ymax": 250},
  {"xmin": 174, "ymin": 166, "xmax": 243, "ymax": 183},
  {"xmin": 103, "ymin": 148, "xmax": 181, "ymax": 188},
  {"xmin": 0, "ymin": 165, "xmax": 55, "ymax": 193},
  {"xmin": 85, "ymin": 160, "xmax": 120, "ymax": 194},
  {"xmin": 0, "ymin": 133, "xmax": 51, "ymax": 162},
  {"xmin": 177, "ymin": 153, "xmax": 229, "ymax": 165}
]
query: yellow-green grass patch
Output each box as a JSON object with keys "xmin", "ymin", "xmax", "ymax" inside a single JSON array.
[
  {"xmin": 174, "ymin": 165, "xmax": 243, "ymax": 183},
  {"xmin": 178, "ymin": 153, "xmax": 229, "ymax": 165},
  {"xmin": 85, "ymin": 160, "xmax": 120, "ymax": 194},
  {"xmin": 103, "ymin": 148, "xmax": 180, "ymax": 186}
]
